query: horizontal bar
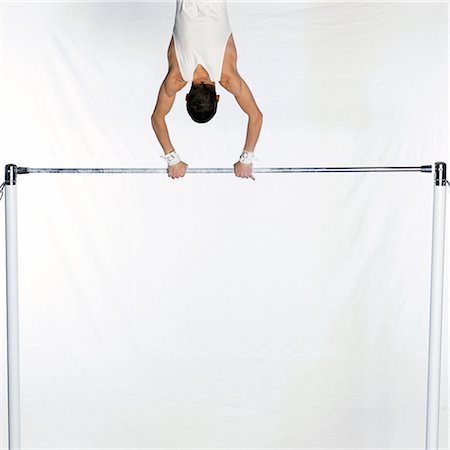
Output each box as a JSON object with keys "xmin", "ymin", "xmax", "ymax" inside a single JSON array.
[{"xmin": 18, "ymin": 165, "xmax": 432, "ymax": 175}]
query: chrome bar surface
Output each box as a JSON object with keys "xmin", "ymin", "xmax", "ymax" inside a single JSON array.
[{"xmin": 18, "ymin": 165, "xmax": 432, "ymax": 175}]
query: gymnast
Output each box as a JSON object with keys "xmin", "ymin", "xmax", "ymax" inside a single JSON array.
[{"xmin": 151, "ymin": 0, "xmax": 263, "ymax": 180}]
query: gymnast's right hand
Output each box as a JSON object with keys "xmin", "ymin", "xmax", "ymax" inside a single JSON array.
[{"xmin": 168, "ymin": 161, "xmax": 188, "ymax": 179}]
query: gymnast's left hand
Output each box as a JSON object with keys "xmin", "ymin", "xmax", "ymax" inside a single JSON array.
[
  {"xmin": 168, "ymin": 161, "xmax": 188, "ymax": 179},
  {"xmin": 234, "ymin": 161, "xmax": 255, "ymax": 181}
]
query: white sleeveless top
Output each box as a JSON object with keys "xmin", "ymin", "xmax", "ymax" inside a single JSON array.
[{"xmin": 173, "ymin": 0, "xmax": 232, "ymax": 82}]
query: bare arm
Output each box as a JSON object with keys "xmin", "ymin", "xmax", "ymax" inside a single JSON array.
[
  {"xmin": 151, "ymin": 38, "xmax": 189, "ymax": 179},
  {"xmin": 151, "ymin": 75, "xmax": 189, "ymax": 179},
  {"xmin": 221, "ymin": 72, "xmax": 263, "ymax": 152},
  {"xmin": 151, "ymin": 73, "xmax": 179, "ymax": 154}
]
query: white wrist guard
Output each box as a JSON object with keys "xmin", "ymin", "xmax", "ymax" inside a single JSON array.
[
  {"xmin": 239, "ymin": 150, "xmax": 255, "ymax": 165},
  {"xmin": 160, "ymin": 150, "xmax": 181, "ymax": 166}
]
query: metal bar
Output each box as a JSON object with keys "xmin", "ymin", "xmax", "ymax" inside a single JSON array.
[
  {"xmin": 18, "ymin": 165, "xmax": 432, "ymax": 174},
  {"xmin": 425, "ymin": 162, "xmax": 447, "ymax": 450},
  {"xmin": 4, "ymin": 165, "xmax": 21, "ymax": 450}
]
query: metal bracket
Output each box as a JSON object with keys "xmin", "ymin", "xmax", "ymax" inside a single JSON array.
[
  {"xmin": 434, "ymin": 162, "xmax": 447, "ymax": 187},
  {"xmin": 5, "ymin": 164, "xmax": 17, "ymax": 185}
]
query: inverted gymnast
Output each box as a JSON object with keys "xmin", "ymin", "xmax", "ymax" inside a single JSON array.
[{"xmin": 151, "ymin": 0, "xmax": 263, "ymax": 180}]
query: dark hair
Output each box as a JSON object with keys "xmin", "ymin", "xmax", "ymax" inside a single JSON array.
[{"xmin": 186, "ymin": 82, "xmax": 218, "ymax": 123}]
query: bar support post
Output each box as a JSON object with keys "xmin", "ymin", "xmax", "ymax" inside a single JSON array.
[
  {"xmin": 425, "ymin": 161, "xmax": 447, "ymax": 450},
  {"xmin": 5, "ymin": 164, "xmax": 21, "ymax": 450}
]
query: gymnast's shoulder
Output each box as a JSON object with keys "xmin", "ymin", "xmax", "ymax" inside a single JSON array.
[
  {"xmin": 219, "ymin": 69, "xmax": 243, "ymax": 96},
  {"xmin": 162, "ymin": 68, "xmax": 187, "ymax": 96}
]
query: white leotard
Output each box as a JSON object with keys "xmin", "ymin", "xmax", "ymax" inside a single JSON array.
[{"xmin": 172, "ymin": 0, "xmax": 232, "ymax": 82}]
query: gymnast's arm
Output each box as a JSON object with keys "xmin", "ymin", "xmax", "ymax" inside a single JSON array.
[
  {"xmin": 230, "ymin": 74, "xmax": 263, "ymax": 151},
  {"xmin": 151, "ymin": 73, "xmax": 179, "ymax": 154},
  {"xmin": 220, "ymin": 71, "xmax": 263, "ymax": 179},
  {"xmin": 151, "ymin": 71, "xmax": 188, "ymax": 178}
]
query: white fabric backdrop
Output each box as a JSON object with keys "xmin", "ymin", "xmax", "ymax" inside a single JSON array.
[{"xmin": 0, "ymin": 1, "xmax": 448, "ymax": 449}]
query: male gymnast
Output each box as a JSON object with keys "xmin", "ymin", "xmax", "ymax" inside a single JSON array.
[{"xmin": 151, "ymin": 0, "xmax": 263, "ymax": 180}]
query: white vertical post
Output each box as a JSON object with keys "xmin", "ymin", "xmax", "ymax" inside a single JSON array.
[
  {"xmin": 425, "ymin": 161, "xmax": 447, "ymax": 450},
  {"xmin": 5, "ymin": 164, "xmax": 21, "ymax": 450}
]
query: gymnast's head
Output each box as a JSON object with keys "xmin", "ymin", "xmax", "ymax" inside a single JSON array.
[{"xmin": 185, "ymin": 82, "xmax": 220, "ymax": 124}]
